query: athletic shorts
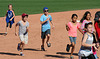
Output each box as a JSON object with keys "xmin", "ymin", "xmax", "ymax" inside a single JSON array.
[
  {"xmin": 69, "ymin": 37, "xmax": 77, "ymax": 44},
  {"xmin": 19, "ymin": 35, "xmax": 28, "ymax": 44},
  {"xmin": 41, "ymin": 29, "xmax": 51, "ymax": 39}
]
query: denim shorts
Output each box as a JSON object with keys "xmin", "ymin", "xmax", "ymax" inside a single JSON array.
[
  {"xmin": 41, "ymin": 29, "xmax": 51, "ymax": 39},
  {"xmin": 69, "ymin": 37, "xmax": 77, "ymax": 44}
]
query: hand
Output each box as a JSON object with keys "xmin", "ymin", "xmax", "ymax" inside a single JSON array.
[
  {"xmin": 66, "ymin": 24, "xmax": 70, "ymax": 31},
  {"xmin": 93, "ymin": 31, "xmax": 96, "ymax": 34},
  {"xmin": 15, "ymin": 32, "xmax": 17, "ymax": 36},
  {"xmin": 92, "ymin": 43, "xmax": 96, "ymax": 47},
  {"xmin": 94, "ymin": 46, "xmax": 98, "ymax": 51},
  {"xmin": 93, "ymin": 43, "xmax": 98, "ymax": 51},
  {"xmin": 83, "ymin": 28, "xmax": 87, "ymax": 31},
  {"xmin": 52, "ymin": 25, "xmax": 55, "ymax": 29},
  {"xmin": 10, "ymin": 19, "xmax": 12, "ymax": 21},
  {"xmin": 96, "ymin": 43, "xmax": 99, "ymax": 48},
  {"xmin": 47, "ymin": 17, "xmax": 50, "ymax": 21}
]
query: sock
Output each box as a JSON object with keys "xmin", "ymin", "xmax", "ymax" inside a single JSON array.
[{"xmin": 20, "ymin": 52, "xmax": 23, "ymax": 54}]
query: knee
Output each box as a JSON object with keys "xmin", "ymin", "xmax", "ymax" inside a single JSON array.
[
  {"xmin": 72, "ymin": 43, "xmax": 75, "ymax": 47},
  {"xmin": 21, "ymin": 42, "xmax": 25, "ymax": 45},
  {"xmin": 47, "ymin": 34, "xmax": 50, "ymax": 37}
]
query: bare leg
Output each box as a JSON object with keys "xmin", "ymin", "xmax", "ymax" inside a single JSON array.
[
  {"xmin": 70, "ymin": 42, "xmax": 75, "ymax": 57},
  {"xmin": 46, "ymin": 34, "xmax": 50, "ymax": 43},
  {"xmin": 5, "ymin": 27, "xmax": 8, "ymax": 33},
  {"xmin": 20, "ymin": 42, "xmax": 25, "ymax": 52},
  {"xmin": 42, "ymin": 39, "xmax": 45, "ymax": 48}
]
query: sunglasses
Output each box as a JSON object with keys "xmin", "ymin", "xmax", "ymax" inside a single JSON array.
[{"xmin": 44, "ymin": 10, "xmax": 49, "ymax": 12}]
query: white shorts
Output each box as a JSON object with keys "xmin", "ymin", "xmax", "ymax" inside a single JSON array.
[{"xmin": 19, "ymin": 35, "xmax": 28, "ymax": 44}]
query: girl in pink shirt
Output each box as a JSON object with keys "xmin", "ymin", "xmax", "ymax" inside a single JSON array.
[
  {"xmin": 66, "ymin": 14, "xmax": 84, "ymax": 59},
  {"xmin": 80, "ymin": 11, "xmax": 94, "ymax": 33}
]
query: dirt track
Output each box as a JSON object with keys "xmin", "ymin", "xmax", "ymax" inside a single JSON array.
[{"xmin": 0, "ymin": 9, "xmax": 100, "ymax": 59}]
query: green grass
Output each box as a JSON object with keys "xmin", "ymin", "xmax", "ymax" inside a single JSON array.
[{"xmin": 0, "ymin": 0, "xmax": 100, "ymax": 17}]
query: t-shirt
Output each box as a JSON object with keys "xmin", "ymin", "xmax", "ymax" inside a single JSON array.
[
  {"xmin": 80, "ymin": 20, "xmax": 94, "ymax": 33},
  {"xmin": 94, "ymin": 22, "xmax": 100, "ymax": 39},
  {"xmin": 40, "ymin": 14, "xmax": 52, "ymax": 32},
  {"xmin": 17, "ymin": 20, "xmax": 29, "ymax": 36},
  {"xmin": 67, "ymin": 22, "xmax": 80, "ymax": 37},
  {"xmin": 6, "ymin": 10, "xmax": 14, "ymax": 24}
]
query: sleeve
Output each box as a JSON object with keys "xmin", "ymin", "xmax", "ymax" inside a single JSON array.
[
  {"xmin": 17, "ymin": 21, "xmax": 20, "ymax": 25},
  {"xmin": 94, "ymin": 22, "xmax": 98, "ymax": 32},
  {"xmin": 77, "ymin": 22, "xmax": 81, "ymax": 29},
  {"xmin": 67, "ymin": 22, "xmax": 71, "ymax": 28},
  {"xmin": 94, "ymin": 22, "xmax": 100, "ymax": 37},
  {"xmin": 80, "ymin": 20, "xmax": 86, "ymax": 29},
  {"xmin": 27, "ymin": 22, "xmax": 29, "ymax": 27},
  {"xmin": 49, "ymin": 15, "xmax": 52, "ymax": 21},
  {"xmin": 40, "ymin": 16, "xmax": 43, "ymax": 22}
]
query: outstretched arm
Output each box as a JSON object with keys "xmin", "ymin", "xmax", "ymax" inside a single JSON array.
[
  {"xmin": 78, "ymin": 28, "xmax": 84, "ymax": 34},
  {"xmin": 66, "ymin": 24, "xmax": 70, "ymax": 31},
  {"xmin": 50, "ymin": 21, "xmax": 54, "ymax": 29},
  {"xmin": 15, "ymin": 23, "xmax": 19, "ymax": 36}
]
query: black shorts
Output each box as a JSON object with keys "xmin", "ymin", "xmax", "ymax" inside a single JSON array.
[
  {"xmin": 41, "ymin": 29, "xmax": 51, "ymax": 39},
  {"xmin": 6, "ymin": 21, "xmax": 12, "ymax": 28},
  {"xmin": 81, "ymin": 54, "xmax": 95, "ymax": 59}
]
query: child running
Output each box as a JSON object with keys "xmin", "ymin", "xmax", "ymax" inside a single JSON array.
[
  {"xmin": 40, "ymin": 7, "xmax": 54, "ymax": 51},
  {"xmin": 80, "ymin": 11, "xmax": 94, "ymax": 33},
  {"xmin": 94, "ymin": 11, "xmax": 100, "ymax": 44},
  {"xmin": 66, "ymin": 14, "xmax": 84, "ymax": 59},
  {"xmin": 78, "ymin": 22, "xmax": 98, "ymax": 59},
  {"xmin": 80, "ymin": 11, "xmax": 99, "ymax": 59},
  {"xmin": 15, "ymin": 13, "xmax": 29, "ymax": 56},
  {"xmin": 4, "ymin": 4, "xmax": 15, "ymax": 35},
  {"xmin": 94, "ymin": 11, "xmax": 100, "ymax": 59}
]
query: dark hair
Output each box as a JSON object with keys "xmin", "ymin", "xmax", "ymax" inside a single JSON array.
[
  {"xmin": 71, "ymin": 14, "xmax": 78, "ymax": 19},
  {"xmin": 80, "ymin": 11, "xmax": 91, "ymax": 23},
  {"xmin": 85, "ymin": 22, "xmax": 92, "ymax": 29},
  {"xmin": 8, "ymin": 4, "xmax": 12, "ymax": 7},
  {"xmin": 22, "ymin": 15, "xmax": 28, "ymax": 18}
]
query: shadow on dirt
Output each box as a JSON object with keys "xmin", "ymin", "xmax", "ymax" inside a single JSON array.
[
  {"xmin": 0, "ymin": 52, "xmax": 19, "ymax": 56},
  {"xmin": 56, "ymin": 52, "xmax": 78, "ymax": 56},
  {"xmin": 24, "ymin": 48, "xmax": 42, "ymax": 51},
  {"xmin": 45, "ymin": 54, "xmax": 69, "ymax": 58}
]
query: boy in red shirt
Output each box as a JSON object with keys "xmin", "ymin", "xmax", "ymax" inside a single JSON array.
[{"xmin": 94, "ymin": 11, "xmax": 100, "ymax": 44}]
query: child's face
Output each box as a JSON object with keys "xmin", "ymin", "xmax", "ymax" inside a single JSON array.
[
  {"xmin": 23, "ymin": 16, "xmax": 28, "ymax": 22},
  {"xmin": 72, "ymin": 16, "xmax": 77, "ymax": 22},
  {"xmin": 44, "ymin": 9, "xmax": 49, "ymax": 15},
  {"xmin": 86, "ymin": 13, "xmax": 91, "ymax": 20},
  {"xmin": 87, "ymin": 25, "xmax": 92, "ymax": 33},
  {"xmin": 9, "ymin": 5, "xmax": 12, "ymax": 10}
]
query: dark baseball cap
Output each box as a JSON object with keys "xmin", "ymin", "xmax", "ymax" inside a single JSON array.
[{"xmin": 22, "ymin": 13, "xmax": 28, "ymax": 17}]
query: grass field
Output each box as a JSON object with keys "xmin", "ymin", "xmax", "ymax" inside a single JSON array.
[{"xmin": 0, "ymin": 0, "xmax": 100, "ymax": 17}]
